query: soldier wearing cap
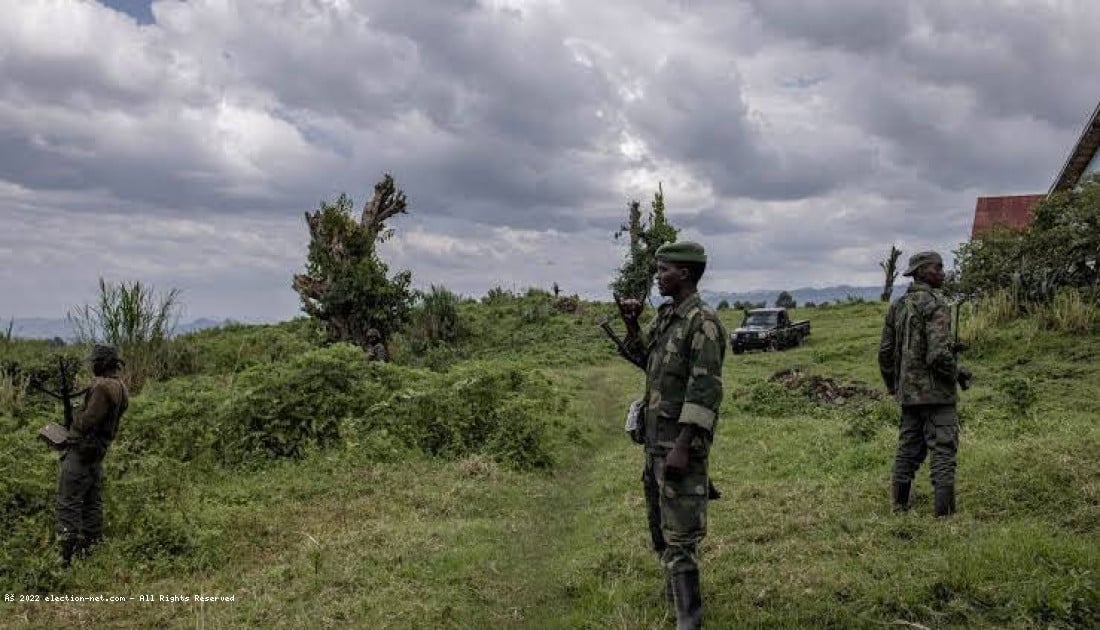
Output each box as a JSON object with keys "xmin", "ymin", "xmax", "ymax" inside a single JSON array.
[
  {"xmin": 878, "ymin": 251, "xmax": 965, "ymax": 517},
  {"xmin": 366, "ymin": 328, "xmax": 388, "ymax": 363},
  {"xmin": 57, "ymin": 344, "xmax": 129, "ymax": 566},
  {"xmin": 617, "ymin": 241, "xmax": 726, "ymax": 629}
]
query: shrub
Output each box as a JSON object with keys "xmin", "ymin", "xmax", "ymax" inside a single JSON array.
[
  {"xmin": 360, "ymin": 363, "xmax": 562, "ymax": 469},
  {"xmin": 845, "ymin": 400, "xmax": 896, "ymax": 441},
  {"xmin": 998, "ymin": 376, "xmax": 1038, "ymax": 419},
  {"xmin": 68, "ymin": 278, "xmax": 181, "ymax": 392},
  {"xmin": 1031, "ymin": 289, "xmax": 1097, "ymax": 335},
  {"xmin": 218, "ymin": 344, "xmax": 382, "ymax": 463}
]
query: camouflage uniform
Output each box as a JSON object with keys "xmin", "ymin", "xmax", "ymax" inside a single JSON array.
[
  {"xmin": 366, "ymin": 329, "xmax": 388, "ymax": 362},
  {"xmin": 878, "ymin": 268, "xmax": 959, "ymax": 515},
  {"xmin": 624, "ymin": 291, "xmax": 727, "ymax": 577},
  {"xmin": 58, "ymin": 350, "xmax": 128, "ymax": 563}
]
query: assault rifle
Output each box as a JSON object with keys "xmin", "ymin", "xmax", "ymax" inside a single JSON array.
[
  {"xmin": 953, "ymin": 300, "xmax": 973, "ymax": 391},
  {"xmin": 31, "ymin": 356, "xmax": 86, "ymax": 449},
  {"xmin": 598, "ymin": 295, "xmax": 647, "ymax": 372}
]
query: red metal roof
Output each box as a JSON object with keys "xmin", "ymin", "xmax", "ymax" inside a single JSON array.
[{"xmin": 970, "ymin": 194, "xmax": 1045, "ymax": 238}]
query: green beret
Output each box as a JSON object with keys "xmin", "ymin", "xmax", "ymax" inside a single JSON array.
[
  {"xmin": 655, "ymin": 241, "xmax": 706, "ymax": 264},
  {"xmin": 902, "ymin": 251, "xmax": 943, "ymax": 277}
]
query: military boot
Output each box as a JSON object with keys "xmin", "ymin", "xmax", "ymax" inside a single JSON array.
[
  {"xmin": 934, "ymin": 485, "xmax": 956, "ymax": 518},
  {"xmin": 76, "ymin": 534, "xmax": 101, "ymax": 560},
  {"xmin": 59, "ymin": 536, "xmax": 79, "ymax": 568},
  {"xmin": 891, "ymin": 482, "xmax": 911, "ymax": 513},
  {"xmin": 671, "ymin": 570, "xmax": 703, "ymax": 630}
]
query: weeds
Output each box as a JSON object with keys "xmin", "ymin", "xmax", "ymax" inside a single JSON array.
[
  {"xmin": 1032, "ymin": 288, "xmax": 1097, "ymax": 334},
  {"xmin": 68, "ymin": 278, "xmax": 181, "ymax": 392}
]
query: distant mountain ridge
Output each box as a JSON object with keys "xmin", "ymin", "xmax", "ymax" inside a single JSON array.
[
  {"xmin": 5, "ymin": 317, "xmax": 234, "ymax": 340},
  {"xmin": 701, "ymin": 284, "xmax": 905, "ymax": 308}
]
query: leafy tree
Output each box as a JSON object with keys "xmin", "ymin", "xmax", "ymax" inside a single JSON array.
[
  {"xmin": 716, "ymin": 299, "xmax": 730, "ymax": 310},
  {"xmin": 955, "ymin": 173, "xmax": 1100, "ymax": 304},
  {"xmin": 880, "ymin": 244, "xmax": 902, "ymax": 302},
  {"xmin": 292, "ymin": 174, "xmax": 414, "ymax": 350},
  {"xmin": 775, "ymin": 291, "xmax": 797, "ymax": 309},
  {"xmin": 611, "ymin": 183, "xmax": 679, "ymax": 300}
]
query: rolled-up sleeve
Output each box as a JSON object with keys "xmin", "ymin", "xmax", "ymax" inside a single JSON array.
[{"xmin": 681, "ymin": 317, "xmax": 725, "ymax": 433}]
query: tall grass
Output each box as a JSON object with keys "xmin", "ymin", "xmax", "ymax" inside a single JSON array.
[
  {"xmin": 960, "ymin": 288, "xmax": 1019, "ymax": 347},
  {"xmin": 0, "ymin": 366, "xmax": 29, "ymax": 417},
  {"xmin": 68, "ymin": 278, "xmax": 181, "ymax": 391},
  {"xmin": 1031, "ymin": 288, "xmax": 1097, "ymax": 334}
]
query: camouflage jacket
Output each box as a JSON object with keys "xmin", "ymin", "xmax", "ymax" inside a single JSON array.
[
  {"xmin": 878, "ymin": 282, "xmax": 957, "ymax": 406},
  {"xmin": 367, "ymin": 343, "xmax": 388, "ymax": 363},
  {"xmin": 70, "ymin": 376, "xmax": 129, "ymax": 458},
  {"xmin": 623, "ymin": 292, "xmax": 727, "ymax": 455}
]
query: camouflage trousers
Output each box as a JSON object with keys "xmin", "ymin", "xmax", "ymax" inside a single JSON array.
[
  {"xmin": 643, "ymin": 451, "xmax": 709, "ymax": 576},
  {"xmin": 57, "ymin": 451, "xmax": 105, "ymax": 544},
  {"xmin": 893, "ymin": 403, "xmax": 958, "ymax": 488}
]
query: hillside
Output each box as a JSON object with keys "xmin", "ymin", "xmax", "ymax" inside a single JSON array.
[{"xmin": 1, "ymin": 296, "xmax": 1096, "ymax": 628}]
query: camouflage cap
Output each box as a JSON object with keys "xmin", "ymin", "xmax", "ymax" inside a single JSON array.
[
  {"xmin": 90, "ymin": 344, "xmax": 121, "ymax": 364},
  {"xmin": 366, "ymin": 328, "xmax": 381, "ymax": 340},
  {"xmin": 655, "ymin": 241, "xmax": 706, "ymax": 264},
  {"xmin": 902, "ymin": 251, "xmax": 943, "ymax": 277}
]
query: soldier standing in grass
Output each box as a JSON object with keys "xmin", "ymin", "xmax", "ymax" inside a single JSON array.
[
  {"xmin": 878, "ymin": 251, "xmax": 968, "ymax": 517},
  {"xmin": 366, "ymin": 328, "xmax": 388, "ymax": 363},
  {"xmin": 617, "ymin": 241, "xmax": 726, "ymax": 630},
  {"xmin": 57, "ymin": 344, "xmax": 129, "ymax": 566}
]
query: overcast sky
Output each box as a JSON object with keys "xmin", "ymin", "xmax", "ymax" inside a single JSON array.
[{"xmin": 1, "ymin": 0, "xmax": 1097, "ymax": 321}]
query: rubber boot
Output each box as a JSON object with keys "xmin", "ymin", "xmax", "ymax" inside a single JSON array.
[
  {"xmin": 934, "ymin": 485, "xmax": 956, "ymax": 518},
  {"xmin": 671, "ymin": 570, "xmax": 703, "ymax": 630},
  {"xmin": 891, "ymin": 482, "xmax": 911, "ymax": 513},
  {"xmin": 59, "ymin": 536, "xmax": 79, "ymax": 568},
  {"xmin": 76, "ymin": 534, "xmax": 101, "ymax": 560}
]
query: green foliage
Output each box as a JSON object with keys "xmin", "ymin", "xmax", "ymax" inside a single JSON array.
[
  {"xmin": 998, "ymin": 375, "xmax": 1038, "ymax": 418},
  {"xmin": 1032, "ymin": 288, "xmax": 1097, "ymax": 334},
  {"xmin": 292, "ymin": 176, "xmax": 414, "ymax": 350},
  {"xmin": 165, "ymin": 319, "xmax": 323, "ymax": 377},
  {"xmin": 68, "ymin": 278, "xmax": 181, "ymax": 392},
  {"xmin": 739, "ymin": 380, "xmax": 811, "ymax": 417},
  {"xmin": 845, "ymin": 400, "xmax": 897, "ymax": 441},
  {"xmin": 406, "ymin": 285, "xmax": 468, "ymax": 356},
  {"xmin": 955, "ymin": 174, "xmax": 1100, "ymax": 304},
  {"xmin": 220, "ymin": 344, "xmax": 374, "ymax": 463},
  {"xmin": 359, "ymin": 363, "xmax": 564, "ymax": 469},
  {"xmin": 716, "ymin": 299, "xmax": 730, "ymax": 310},
  {"xmin": 775, "ymin": 291, "xmax": 796, "ymax": 309},
  {"xmin": 610, "ymin": 184, "xmax": 679, "ymax": 300}
]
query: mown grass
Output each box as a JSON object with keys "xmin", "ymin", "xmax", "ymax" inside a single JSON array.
[{"xmin": 2, "ymin": 300, "xmax": 1097, "ymax": 629}]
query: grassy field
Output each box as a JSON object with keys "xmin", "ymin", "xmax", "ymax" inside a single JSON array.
[{"xmin": 1, "ymin": 299, "xmax": 1097, "ymax": 628}]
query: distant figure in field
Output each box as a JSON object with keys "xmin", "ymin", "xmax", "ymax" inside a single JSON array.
[
  {"xmin": 617, "ymin": 241, "xmax": 726, "ymax": 630},
  {"xmin": 58, "ymin": 344, "xmax": 129, "ymax": 566},
  {"xmin": 878, "ymin": 251, "xmax": 969, "ymax": 517},
  {"xmin": 366, "ymin": 328, "xmax": 388, "ymax": 363}
]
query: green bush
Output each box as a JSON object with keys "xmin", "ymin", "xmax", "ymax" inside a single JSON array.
[
  {"xmin": 360, "ymin": 363, "xmax": 563, "ymax": 469},
  {"xmin": 739, "ymin": 381, "xmax": 811, "ymax": 417},
  {"xmin": 219, "ymin": 344, "xmax": 381, "ymax": 463}
]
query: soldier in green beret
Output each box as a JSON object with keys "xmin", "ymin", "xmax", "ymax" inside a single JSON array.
[
  {"xmin": 57, "ymin": 344, "xmax": 129, "ymax": 566},
  {"xmin": 878, "ymin": 251, "xmax": 967, "ymax": 517},
  {"xmin": 617, "ymin": 240, "xmax": 726, "ymax": 629}
]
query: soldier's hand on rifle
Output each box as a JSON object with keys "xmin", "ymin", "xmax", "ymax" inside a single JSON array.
[{"xmin": 614, "ymin": 294, "xmax": 643, "ymax": 324}]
